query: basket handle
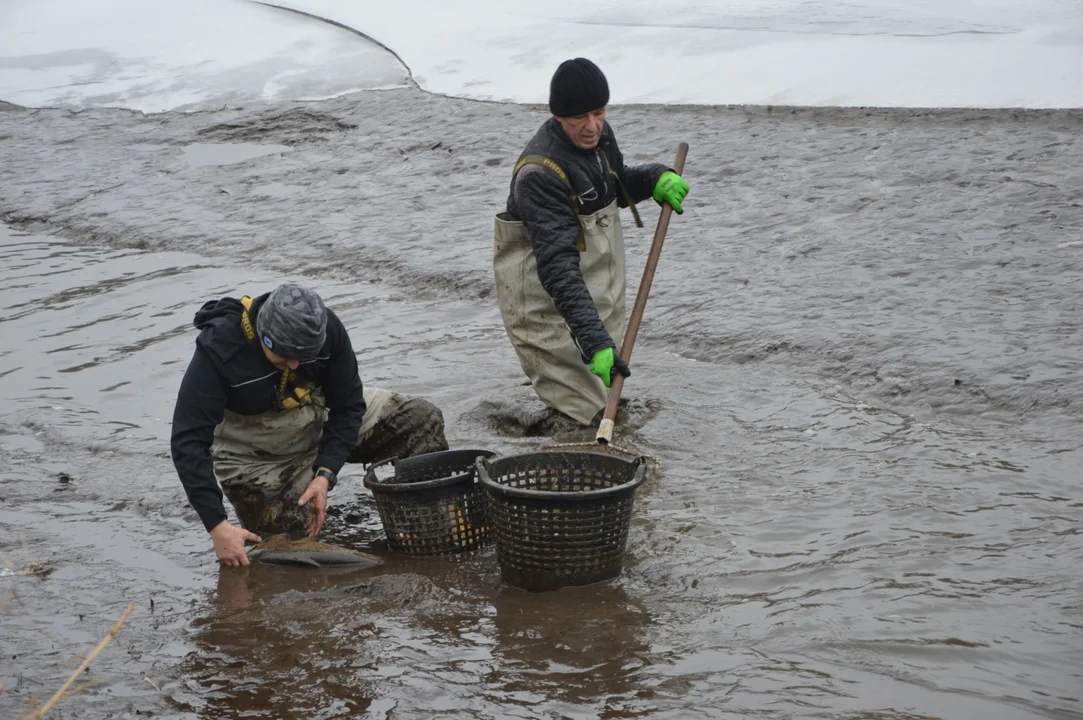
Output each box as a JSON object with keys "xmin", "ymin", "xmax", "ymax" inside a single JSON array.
[
  {"xmin": 363, "ymin": 455, "xmax": 399, "ymax": 484},
  {"xmin": 369, "ymin": 456, "xmax": 399, "ymax": 471}
]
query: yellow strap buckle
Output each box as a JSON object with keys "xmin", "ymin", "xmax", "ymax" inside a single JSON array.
[{"xmin": 280, "ymin": 386, "xmax": 312, "ymax": 410}]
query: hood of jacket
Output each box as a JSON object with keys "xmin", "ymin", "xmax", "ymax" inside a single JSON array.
[{"xmin": 191, "ymin": 293, "xmax": 269, "ymax": 367}]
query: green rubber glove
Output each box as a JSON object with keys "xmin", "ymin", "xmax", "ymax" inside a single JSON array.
[
  {"xmin": 588, "ymin": 347, "xmax": 631, "ymax": 388},
  {"xmin": 653, "ymin": 171, "xmax": 690, "ymax": 214}
]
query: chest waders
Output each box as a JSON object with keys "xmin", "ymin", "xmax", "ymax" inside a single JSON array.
[{"xmin": 494, "ymin": 156, "xmax": 639, "ymax": 425}]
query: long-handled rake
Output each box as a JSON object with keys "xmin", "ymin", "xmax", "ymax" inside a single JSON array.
[
  {"xmin": 595, "ymin": 141, "xmax": 689, "ymax": 448},
  {"xmin": 546, "ymin": 141, "xmax": 689, "ymax": 464}
]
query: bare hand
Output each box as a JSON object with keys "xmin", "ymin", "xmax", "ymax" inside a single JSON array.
[
  {"xmin": 210, "ymin": 521, "xmax": 262, "ymax": 566},
  {"xmin": 299, "ymin": 472, "xmax": 330, "ymax": 538}
]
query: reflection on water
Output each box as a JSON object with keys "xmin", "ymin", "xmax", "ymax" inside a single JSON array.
[
  {"xmin": 174, "ymin": 559, "xmax": 656, "ymax": 720},
  {"xmin": 182, "ymin": 142, "xmax": 293, "ymax": 168},
  {"xmin": 486, "ymin": 584, "xmax": 653, "ymax": 717},
  {"xmin": 177, "ymin": 565, "xmax": 381, "ymax": 718}
]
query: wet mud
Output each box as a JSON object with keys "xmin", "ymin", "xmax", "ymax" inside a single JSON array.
[{"xmin": 0, "ymin": 87, "xmax": 1081, "ymax": 719}]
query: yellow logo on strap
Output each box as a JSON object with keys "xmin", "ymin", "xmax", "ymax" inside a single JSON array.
[
  {"xmin": 240, "ymin": 295, "xmax": 313, "ymax": 410},
  {"xmin": 240, "ymin": 295, "xmax": 256, "ymax": 342}
]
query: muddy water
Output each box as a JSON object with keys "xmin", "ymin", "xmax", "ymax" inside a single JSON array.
[{"xmin": 1, "ymin": 90, "xmax": 1081, "ymax": 719}]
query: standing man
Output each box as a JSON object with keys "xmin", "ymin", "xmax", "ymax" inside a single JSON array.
[
  {"xmin": 493, "ymin": 57, "xmax": 690, "ymax": 426},
  {"xmin": 170, "ymin": 283, "xmax": 448, "ymax": 566}
]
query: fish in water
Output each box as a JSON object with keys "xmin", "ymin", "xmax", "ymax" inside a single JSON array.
[{"xmin": 246, "ymin": 534, "xmax": 380, "ymax": 568}]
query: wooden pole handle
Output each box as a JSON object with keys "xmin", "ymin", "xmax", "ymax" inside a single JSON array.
[{"xmin": 597, "ymin": 142, "xmax": 689, "ymax": 444}]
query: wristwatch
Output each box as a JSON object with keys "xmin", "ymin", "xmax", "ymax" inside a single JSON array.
[{"xmin": 315, "ymin": 468, "xmax": 338, "ymax": 491}]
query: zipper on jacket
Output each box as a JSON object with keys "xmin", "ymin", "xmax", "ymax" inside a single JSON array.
[{"xmin": 594, "ymin": 148, "xmax": 609, "ymax": 200}]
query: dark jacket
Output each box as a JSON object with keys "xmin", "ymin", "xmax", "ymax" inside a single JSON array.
[
  {"xmin": 170, "ymin": 293, "xmax": 366, "ymax": 532},
  {"xmin": 505, "ymin": 118, "xmax": 667, "ymax": 358}
]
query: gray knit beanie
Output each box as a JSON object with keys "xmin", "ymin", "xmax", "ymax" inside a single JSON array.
[{"xmin": 255, "ymin": 283, "xmax": 327, "ymax": 362}]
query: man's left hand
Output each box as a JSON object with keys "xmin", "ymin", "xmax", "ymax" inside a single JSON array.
[
  {"xmin": 299, "ymin": 471, "xmax": 330, "ymax": 537},
  {"xmin": 653, "ymin": 171, "xmax": 690, "ymax": 214},
  {"xmin": 589, "ymin": 347, "xmax": 631, "ymax": 388}
]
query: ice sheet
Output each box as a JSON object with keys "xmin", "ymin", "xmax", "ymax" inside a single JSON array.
[
  {"xmin": 0, "ymin": 0, "xmax": 408, "ymax": 112},
  {"xmin": 0, "ymin": 0, "xmax": 1080, "ymax": 112},
  {"xmin": 269, "ymin": 0, "xmax": 1083, "ymax": 109}
]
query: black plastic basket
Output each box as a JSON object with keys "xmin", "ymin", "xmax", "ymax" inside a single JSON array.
[
  {"xmin": 477, "ymin": 450, "xmax": 647, "ymax": 592},
  {"xmin": 363, "ymin": 448, "xmax": 496, "ymax": 556}
]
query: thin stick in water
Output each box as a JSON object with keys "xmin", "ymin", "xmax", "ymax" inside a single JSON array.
[{"xmin": 23, "ymin": 602, "xmax": 135, "ymax": 720}]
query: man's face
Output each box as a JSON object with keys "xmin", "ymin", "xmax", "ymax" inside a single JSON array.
[
  {"xmin": 556, "ymin": 107, "xmax": 606, "ymax": 149},
  {"xmin": 261, "ymin": 344, "xmax": 299, "ymax": 371}
]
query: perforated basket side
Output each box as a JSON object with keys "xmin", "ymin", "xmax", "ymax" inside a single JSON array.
[
  {"xmin": 485, "ymin": 491, "xmax": 637, "ymax": 591},
  {"xmin": 372, "ymin": 478, "xmax": 489, "ymax": 556},
  {"xmin": 477, "ymin": 451, "xmax": 646, "ymax": 590},
  {"xmin": 363, "ymin": 449, "xmax": 496, "ymax": 556},
  {"xmin": 478, "ymin": 451, "xmax": 645, "ymax": 499}
]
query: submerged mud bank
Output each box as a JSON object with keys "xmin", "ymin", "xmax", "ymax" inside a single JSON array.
[
  {"xmin": 1, "ymin": 91, "xmax": 1080, "ymax": 428},
  {"xmin": 1, "ymin": 89, "xmax": 1081, "ymax": 719}
]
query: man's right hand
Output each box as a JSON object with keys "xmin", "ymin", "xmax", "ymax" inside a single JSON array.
[
  {"xmin": 589, "ymin": 347, "xmax": 631, "ymax": 388},
  {"xmin": 209, "ymin": 520, "xmax": 262, "ymax": 567}
]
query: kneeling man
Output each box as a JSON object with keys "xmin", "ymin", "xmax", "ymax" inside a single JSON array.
[{"xmin": 171, "ymin": 283, "xmax": 447, "ymax": 566}]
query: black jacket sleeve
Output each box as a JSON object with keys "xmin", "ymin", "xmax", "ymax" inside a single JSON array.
[
  {"xmin": 314, "ymin": 316, "xmax": 366, "ymax": 473},
  {"xmin": 513, "ymin": 167, "xmax": 615, "ymax": 359},
  {"xmin": 170, "ymin": 346, "xmax": 230, "ymax": 532},
  {"xmin": 622, "ymin": 162, "xmax": 668, "ymax": 205},
  {"xmin": 606, "ymin": 128, "xmax": 668, "ymax": 206}
]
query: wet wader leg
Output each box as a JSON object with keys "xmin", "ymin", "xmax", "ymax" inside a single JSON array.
[
  {"xmin": 211, "ymin": 396, "xmax": 328, "ymax": 537},
  {"xmin": 219, "ymin": 459, "xmax": 317, "ymax": 538},
  {"xmin": 347, "ymin": 387, "xmax": 449, "ymax": 465},
  {"xmin": 493, "ymin": 202, "xmax": 626, "ymax": 426}
]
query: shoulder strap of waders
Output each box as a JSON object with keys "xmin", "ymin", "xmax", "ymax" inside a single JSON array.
[
  {"xmin": 598, "ymin": 151, "xmax": 644, "ymax": 228},
  {"xmin": 240, "ymin": 295, "xmax": 311, "ymax": 410},
  {"xmin": 513, "ymin": 154, "xmax": 586, "ymax": 251},
  {"xmin": 514, "ymin": 154, "xmax": 572, "ymax": 188},
  {"xmin": 240, "ymin": 295, "xmax": 257, "ymax": 343}
]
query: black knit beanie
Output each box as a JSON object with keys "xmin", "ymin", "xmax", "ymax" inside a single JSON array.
[
  {"xmin": 549, "ymin": 58, "xmax": 610, "ymax": 117},
  {"xmin": 255, "ymin": 283, "xmax": 327, "ymax": 362}
]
